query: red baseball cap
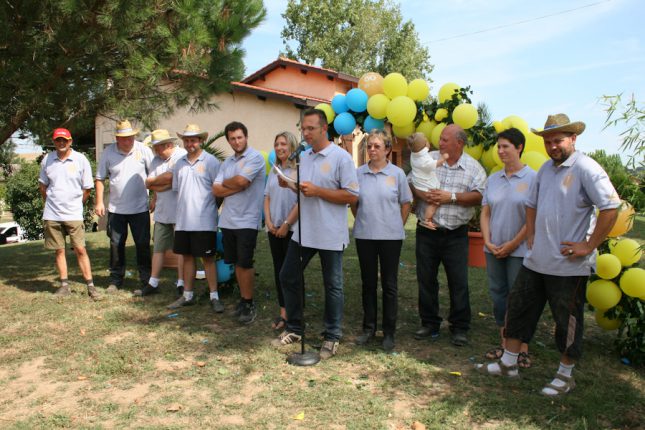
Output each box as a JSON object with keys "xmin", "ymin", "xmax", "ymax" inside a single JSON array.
[{"xmin": 52, "ymin": 128, "xmax": 72, "ymax": 140}]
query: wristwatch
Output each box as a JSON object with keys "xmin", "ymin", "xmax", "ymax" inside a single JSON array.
[
  {"xmin": 450, "ymin": 192, "xmax": 457, "ymax": 204},
  {"xmin": 283, "ymin": 221, "xmax": 291, "ymax": 227}
]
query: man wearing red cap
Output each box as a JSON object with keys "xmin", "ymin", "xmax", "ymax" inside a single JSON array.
[{"xmin": 38, "ymin": 128, "xmax": 98, "ymax": 299}]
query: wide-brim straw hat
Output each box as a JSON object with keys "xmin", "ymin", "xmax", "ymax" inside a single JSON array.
[
  {"xmin": 177, "ymin": 123, "xmax": 208, "ymax": 140},
  {"xmin": 150, "ymin": 129, "xmax": 177, "ymax": 146},
  {"xmin": 115, "ymin": 120, "xmax": 140, "ymax": 137},
  {"xmin": 531, "ymin": 113, "xmax": 585, "ymax": 136}
]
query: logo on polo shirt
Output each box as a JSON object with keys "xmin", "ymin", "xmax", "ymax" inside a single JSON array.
[
  {"xmin": 134, "ymin": 150, "xmax": 142, "ymax": 161},
  {"xmin": 320, "ymin": 161, "xmax": 331, "ymax": 174},
  {"xmin": 385, "ymin": 176, "xmax": 396, "ymax": 187},
  {"xmin": 562, "ymin": 173, "xmax": 574, "ymax": 189},
  {"xmin": 196, "ymin": 163, "xmax": 205, "ymax": 174},
  {"xmin": 516, "ymin": 182, "xmax": 529, "ymax": 193},
  {"xmin": 67, "ymin": 163, "xmax": 77, "ymax": 174},
  {"xmin": 348, "ymin": 182, "xmax": 359, "ymax": 191}
]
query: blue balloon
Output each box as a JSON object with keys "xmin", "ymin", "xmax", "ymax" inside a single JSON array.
[
  {"xmin": 363, "ymin": 115, "xmax": 385, "ymax": 132},
  {"xmin": 346, "ymin": 88, "xmax": 368, "ymax": 113},
  {"xmin": 333, "ymin": 112, "xmax": 356, "ymax": 135},
  {"xmin": 331, "ymin": 94, "xmax": 349, "ymax": 114},
  {"xmin": 216, "ymin": 259, "xmax": 234, "ymax": 283},
  {"xmin": 268, "ymin": 149, "xmax": 276, "ymax": 166},
  {"xmin": 216, "ymin": 230, "xmax": 224, "ymax": 253}
]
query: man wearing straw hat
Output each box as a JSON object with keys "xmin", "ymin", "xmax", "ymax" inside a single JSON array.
[
  {"xmin": 476, "ymin": 113, "xmax": 619, "ymax": 397},
  {"xmin": 133, "ymin": 129, "xmax": 187, "ymax": 297},
  {"xmin": 212, "ymin": 121, "xmax": 266, "ymax": 324},
  {"xmin": 151, "ymin": 124, "xmax": 224, "ymax": 313},
  {"xmin": 39, "ymin": 128, "xmax": 99, "ymax": 300},
  {"xmin": 95, "ymin": 120, "xmax": 153, "ymax": 292}
]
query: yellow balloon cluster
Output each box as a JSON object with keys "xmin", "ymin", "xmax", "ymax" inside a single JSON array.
[{"xmin": 521, "ymin": 151, "xmax": 548, "ymax": 172}]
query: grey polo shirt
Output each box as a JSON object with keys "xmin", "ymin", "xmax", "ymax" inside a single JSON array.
[
  {"xmin": 171, "ymin": 151, "xmax": 220, "ymax": 232},
  {"xmin": 149, "ymin": 147, "xmax": 187, "ymax": 224},
  {"xmin": 413, "ymin": 151, "xmax": 487, "ymax": 230},
  {"xmin": 39, "ymin": 149, "xmax": 93, "ymax": 221},
  {"xmin": 523, "ymin": 151, "xmax": 620, "ymax": 276},
  {"xmin": 96, "ymin": 141, "xmax": 153, "ymax": 214},
  {"xmin": 264, "ymin": 167, "xmax": 298, "ymax": 230},
  {"xmin": 215, "ymin": 146, "xmax": 266, "ymax": 230},
  {"xmin": 482, "ymin": 165, "xmax": 536, "ymax": 257},
  {"xmin": 353, "ymin": 162, "xmax": 412, "ymax": 240},
  {"xmin": 292, "ymin": 144, "xmax": 359, "ymax": 251}
]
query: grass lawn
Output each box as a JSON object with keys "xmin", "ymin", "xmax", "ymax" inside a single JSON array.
[{"xmin": 0, "ymin": 216, "xmax": 643, "ymax": 429}]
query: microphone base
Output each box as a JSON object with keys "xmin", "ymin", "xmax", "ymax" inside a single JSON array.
[{"xmin": 287, "ymin": 351, "xmax": 320, "ymax": 366}]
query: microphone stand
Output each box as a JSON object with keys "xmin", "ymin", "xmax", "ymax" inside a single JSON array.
[{"xmin": 287, "ymin": 144, "xmax": 320, "ymax": 366}]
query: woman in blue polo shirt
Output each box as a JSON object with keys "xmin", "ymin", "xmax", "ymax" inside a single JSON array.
[
  {"xmin": 480, "ymin": 127, "xmax": 536, "ymax": 367},
  {"xmin": 264, "ymin": 131, "xmax": 299, "ymax": 331},
  {"xmin": 351, "ymin": 129, "xmax": 412, "ymax": 351}
]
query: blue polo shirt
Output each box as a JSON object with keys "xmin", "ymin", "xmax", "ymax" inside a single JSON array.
[
  {"xmin": 215, "ymin": 146, "xmax": 266, "ymax": 230},
  {"xmin": 39, "ymin": 149, "xmax": 94, "ymax": 221},
  {"xmin": 482, "ymin": 165, "xmax": 536, "ymax": 257},
  {"xmin": 523, "ymin": 151, "xmax": 620, "ymax": 276},
  {"xmin": 265, "ymin": 166, "xmax": 298, "ymax": 230},
  {"xmin": 353, "ymin": 162, "xmax": 412, "ymax": 240},
  {"xmin": 292, "ymin": 144, "xmax": 359, "ymax": 251},
  {"xmin": 170, "ymin": 151, "xmax": 220, "ymax": 232},
  {"xmin": 149, "ymin": 147, "xmax": 186, "ymax": 224}
]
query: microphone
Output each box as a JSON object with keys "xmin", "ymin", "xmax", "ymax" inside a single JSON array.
[{"xmin": 288, "ymin": 143, "xmax": 307, "ymax": 161}]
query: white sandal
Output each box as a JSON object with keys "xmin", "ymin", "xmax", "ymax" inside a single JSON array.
[{"xmin": 541, "ymin": 373, "xmax": 575, "ymax": 397}]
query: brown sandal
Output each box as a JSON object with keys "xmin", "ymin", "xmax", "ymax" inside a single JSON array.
[
  {"xmin": 271, "ymin": 316, "xmax": 286, "ymax": 331},
  {"xmin": 485, "ymin": 346, "xmax": 504, "ymax": 360},
  {"xmin": 518, "ymin": 352, "xmax": 532, "ymax": 368}
]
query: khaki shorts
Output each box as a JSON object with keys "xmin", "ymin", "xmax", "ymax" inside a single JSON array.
[
  {"xmin": 44, "ymin": 220, "xmax": 85, "ymax": 250},
  {"xmin": 153, "ymin": 222, "xmax": 175, "ymax": 253}
]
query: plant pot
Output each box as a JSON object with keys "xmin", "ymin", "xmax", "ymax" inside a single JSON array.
[
  {"xmin": 163, "ymin": 249, "xmax": 180, "ymax": 269},
  {"xmin": 468, "ymin": 231, "xmax": 486, "ymax": 268}
]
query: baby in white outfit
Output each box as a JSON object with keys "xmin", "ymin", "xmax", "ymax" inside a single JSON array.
[{"xmin": 408, "ymin": 132, "xmax": 448, "ymax": 230}]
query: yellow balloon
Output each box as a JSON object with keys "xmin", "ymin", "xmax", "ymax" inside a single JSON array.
[
  {"xmin": 491, "ymin": 143, "xmax": 502, "ymax": 166},
  {"xmin": 524, "ymin": 132, "xmax": 543, "ymax": 153},
  {"xmin": 434, "ymin": 108, "xmax": 448, "ymax": 122},
  {"xmin": 430, "ymin": 122, "xmax": 447, "ymax": 148},
  {"xmin": 259, "ymin": 150, "xmax": 271, "ymax": 175},
  {"xmin": 358, "ymin": 72, "xmax": 384, "ymax": 97},
  {"xmin": 489, "ymin": 164, "xmax": 503, "ymax": 174},
  {"xmin": 480, "ymin": 146, "xmax": 497, "ymax": 171},
  {"xmin": 611, "ymin": 238, "xmax": 642, "ymax": 267},
  {"xmin": 502, "ymin": 115, "xmax": 529, "ymax": 133},
  {"xmin": 416, "ymin": 120, "xmax": 437, "ymax": 141},
  {"xmin": 595, "ymin": 309, "xmax": 621, "ymax": 330},
  {"xmin": 315, "ymin": 103, "xmax": 335, "ymax": 124},
  {"xmin": 521, "ymin": 151, "xmax": 548, "ymax": 172},
  {"xmin": 595, "ymin": 253, "xmax": 622, "ymax": 280},
  {"xmin": 607, "ymin": 201, "xmax": 635, "ymax": 238},
  {"xmin": 619, "ymin": 268, "xmax": 645, "ymax": 298},
  {"xmin": 382, "ymin": 73, "xmax": 408, "ymax": 99},
  {"xmin": 438, "ymin": 82, "xmax": 460, "ymax": 103},
  {"xmin": 586, "ymin": 279, "xmax": 622, "ymax": 310},
  {"xmin": 464, "ymin": 143, "xmax": 483, "ymax": 160},
  {"xmin": 366, "ymin": 94, "xmax": 390, "ymax": 120},
  {"xmin": 492, "ymin": 121, "xmax": 505, "ymax": 133},
  {"xmin": 392, "ymin": 122, "xmax": 416, "ymax": 138},
  {"xmin": 386, "ymin": 96, "xmax": 417, "ymax": 127},
  {"xmin": 608, "ymin": 238, "xmax": 619, "ymax": 252},
  {"xmin": 407, "ymin": 78, "xmax": 430, "ymax": 101},
  {"xmin": 452, "ymin": 103, "xmax": 479, "ymax": 129}
]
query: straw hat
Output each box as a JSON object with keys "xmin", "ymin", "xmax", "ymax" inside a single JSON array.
[
  {"xmin": 531, "ymin": 113, "xmax": 585, "ymax": 136},
  {"xmin": 177, "ymin": 123, "xmax": 208, "ymax": 140},
  {"xmin": 150, "ymin": 129, "xmax": 177, "ymax": 146},
  {"xmin": 115, "ymin": 120, "xmax": 140, "ymax": 137}
]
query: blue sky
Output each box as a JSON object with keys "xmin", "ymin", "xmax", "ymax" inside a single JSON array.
[{"xmin": 242, "ymin": 0, "xmax": 644, "ymax": 159}]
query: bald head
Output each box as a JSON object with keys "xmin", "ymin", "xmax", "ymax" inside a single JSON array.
[{"xmin": 439, "ymin": 124, "xmax": 466, "ymax": 163}]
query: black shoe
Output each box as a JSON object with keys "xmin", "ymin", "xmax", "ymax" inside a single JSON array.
[
  {"xmin": 211, "ymin": 298, "xmax": 225, "ymax": 313},
  {"xmin": 238, "ymin": 302, "xmax": 257, "ymax": 324},
  {"xmin": 133, "ymin": 284, "xmax": 160, "ymax": 297},
  {"xmin": 382, "ymin": 334, "xmax": 395, "ymax": 351},
  {"xmin": 414, "ymin": 326, "xmax": 439, "ymax": 340},
  {"xmin": 230, "ymin": 300, "xmax": 244, "ymax": 318},
  {"xmin": 451, "ymin": 331, "xmax": 468, "ymax": 346},
  {"xmin": 355, "ymin": 331, "xmax": 375, "ymax": 346},
  {"xmin": 176, "ymin": 285, "xmax": 184, "ymax": 298},
  {"xmin": 167, "ymin": 295, "xmax": 196, "ymax": 309}
]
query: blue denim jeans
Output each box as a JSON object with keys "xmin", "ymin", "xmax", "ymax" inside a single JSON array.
[
  {"xmin": 279, "ymin": 240, "xmax": 344, "ymax": 341},
  {"xmin": 415, "ymin": 224, "xmax": 470, "ymax": 333},
  {"xmin": 485, "ymin": 253, "xmax": 524, "ymax": 326},
  {"xmin": 106, "ymin": 212, "xmax": 151, "ymax": 286}
]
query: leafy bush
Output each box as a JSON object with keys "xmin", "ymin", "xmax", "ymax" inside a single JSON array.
[
  {"xmin": 5, "ymin": 161, "xmax": 43, "ymax": 240},
  {"xmin": 588, "ymin": 149, "xmax": 645, "ymax": 211}
]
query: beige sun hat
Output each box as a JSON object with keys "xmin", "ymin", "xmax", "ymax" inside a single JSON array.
[
  {"xmin": 150, "ymin": 129, "xmax": 177, "ymax": 146},
  {"xmin": 177, "ymin": 123, "xmax": 208, "ymax": 140},
  {"xmin": 115, "ymin": 120, "xmax": 140, "ymax": 137},
  {"xmin": 531, "ymin": 113, "xmax": 585, "ymax": 136}
]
